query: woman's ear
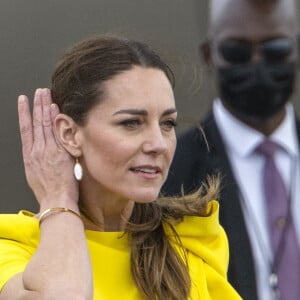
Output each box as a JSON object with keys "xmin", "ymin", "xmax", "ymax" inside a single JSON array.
[{"xmin": 54, "ymin": 114, "xmax": 83, "ymax": 157}]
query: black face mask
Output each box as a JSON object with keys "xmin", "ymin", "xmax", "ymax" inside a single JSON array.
[{"xmin": 217, "ymin": 62, "xmax": 296, "ymax": 121}]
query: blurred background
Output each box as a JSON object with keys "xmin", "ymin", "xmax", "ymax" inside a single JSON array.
[{"xmin": 1, "ymin": 0, "xmax": 300, "ymax": 212}]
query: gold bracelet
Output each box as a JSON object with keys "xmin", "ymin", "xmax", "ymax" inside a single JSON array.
[{"xmin": 38, "ymin": 207, "xmax": 82, "ymax": 226}]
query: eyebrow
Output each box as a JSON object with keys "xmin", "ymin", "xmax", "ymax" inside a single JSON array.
[{"xmin": 113, "ymin": 108, "xmax": 177, "ymax": 117}]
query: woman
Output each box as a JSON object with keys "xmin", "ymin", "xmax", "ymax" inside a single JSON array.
[{"xmin": 0, "ymin": 36, "xmax": 241, "ymax": 299}]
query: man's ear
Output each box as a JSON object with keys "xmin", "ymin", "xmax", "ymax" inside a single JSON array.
[
  {"xmin": 54, "ymin": 114, "xmax": 83, "ymax": 157},
  {"xmin": 199, "ymin": 39, "xmax": 212, "ymax": 66}
]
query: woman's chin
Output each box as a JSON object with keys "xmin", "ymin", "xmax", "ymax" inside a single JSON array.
[{"xmin": 129, "ymin": 189, "xmax": 161, "ymax": 204}]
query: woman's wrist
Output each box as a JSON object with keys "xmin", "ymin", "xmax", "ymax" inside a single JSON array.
[
  {"xmin": 38, "ymin": 194, "xmax": 80, "ymax": 214},
  {"xmin": 38, "ymin": 207, "xmax": 82, "ymax": 226}
]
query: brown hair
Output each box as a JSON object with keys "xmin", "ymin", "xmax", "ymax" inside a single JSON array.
[
  {"xmin": 52, "ymin": 35, "xmax": 174, "ymax": 125},
  {"xmin": 51, "ymin": 35, "xmax": 218, "ymax": 300}
]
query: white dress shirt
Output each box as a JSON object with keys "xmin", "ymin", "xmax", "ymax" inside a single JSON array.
[{"xmin": 213, "ymin": 99, "xmax": 300, "ymax": 300}]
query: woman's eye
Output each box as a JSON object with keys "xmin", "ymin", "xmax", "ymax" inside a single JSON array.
[
  {"xmin": 161, "ymin": 119, "xmax": 177, "ymax": 131},
  {"xmin": 120, "ymin": 119, "xmax": 141, "ymax": 129}
]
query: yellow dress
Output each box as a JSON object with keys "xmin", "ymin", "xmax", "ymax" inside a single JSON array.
[{"xmin": 0, "ymin": 201, "xmax": 241, "ymax": 299}]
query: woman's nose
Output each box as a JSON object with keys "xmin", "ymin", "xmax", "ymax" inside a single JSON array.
[{"xmin": 142, "ymin": 126, "xmax": 168, "ymax": 154}]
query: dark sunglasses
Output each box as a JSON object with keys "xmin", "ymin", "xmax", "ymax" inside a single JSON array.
[{"xmin": 217, "ymin": 38, "xmax": 294, "ymax": 64}]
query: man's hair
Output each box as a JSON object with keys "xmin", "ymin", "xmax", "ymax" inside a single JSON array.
[{"xmin": 209, "ymin": 0, "xmax": 297, "ymax": 35}]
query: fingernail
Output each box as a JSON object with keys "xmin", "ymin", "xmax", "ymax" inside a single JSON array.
[
  {"xmin": 35, "ymin": 88, "xmax": 41, "ymax": 96},
  {"xmin": 18, "ymin": 95, "xmax": 26, "ymax": 103}
]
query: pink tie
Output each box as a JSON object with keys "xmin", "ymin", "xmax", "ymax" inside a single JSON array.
[{"xmin": 256, "ymin": 139, "xmax": 300, "ymax": 300}]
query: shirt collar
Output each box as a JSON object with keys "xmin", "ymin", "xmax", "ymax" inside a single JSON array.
[{"xmin": 213, "ymin": 99, "xmax": 299, "ymax": 158}]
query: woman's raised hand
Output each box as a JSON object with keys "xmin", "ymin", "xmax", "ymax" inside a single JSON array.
[
  {"xmin": 18, "ymin": 88, "xmax": 79, "ymax": 212},
  {"xmin": 0, "ymin": 88, "xmax": 93, "ymax": 299}
]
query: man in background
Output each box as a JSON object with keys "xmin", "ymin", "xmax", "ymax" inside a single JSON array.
[{"xmin": 163, "ymin": 0, "xmax": 300, "ymax": 299}]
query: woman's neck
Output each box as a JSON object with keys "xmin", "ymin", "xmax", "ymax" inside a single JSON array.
[{"xmin": 78, "ymin": 192, "xmax": 134, "ymax": 232}]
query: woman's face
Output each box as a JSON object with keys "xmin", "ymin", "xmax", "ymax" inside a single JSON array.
[{"xmin": 77, "ymin": 66, "xmax": 177, "ymax": 203}]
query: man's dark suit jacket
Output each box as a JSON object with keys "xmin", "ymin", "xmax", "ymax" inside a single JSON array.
[{"xmin": 162, "ymin": 110, "xmax": 300, "ymax": 300}]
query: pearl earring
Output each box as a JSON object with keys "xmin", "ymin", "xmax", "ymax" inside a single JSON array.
[{"xmin": 74, "ymin": 157, "xmax": 83, "ymax": 181}]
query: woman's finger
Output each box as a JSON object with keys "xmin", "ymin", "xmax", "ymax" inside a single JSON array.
[
  {"xmin": 41, "ymin": 88, "xmax": 56, "ymax": 146},
  {"xmin": 18, "ymin": 95, "xmax": 33, "ymax": 159},
  {"xmin": 32, "ymin": 88, "xmax": 45, "ymax": 145},
  {"xmin": 50, "ymin": 103, "xmax": 63, "ymax": 147},
  {"xmin": 50, "ymin": 103, "xmax": 60, "ymax": 122}
]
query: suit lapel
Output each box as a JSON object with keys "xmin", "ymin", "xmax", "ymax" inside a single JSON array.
[{"xmin": 201, "ymin": 111, "xmax": 258, "ymax": 300}]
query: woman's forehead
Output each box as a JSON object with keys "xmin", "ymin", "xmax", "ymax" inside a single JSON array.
[
  {"xmin": 101, "ymin": 67, "xmax": 173, "ymax": 101},
  {"xmin": 88, "ymin": 67, "xmax": 175, "ymax": 115}
]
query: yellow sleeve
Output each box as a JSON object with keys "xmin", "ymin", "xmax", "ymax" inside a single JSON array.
[
  {"xmin": 0, "ymin": 238, "xmax": 35, "ymax": 291},
  {"xmin": 0, "ymin": 212, "xmax": 38, "ymax": 291}
]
